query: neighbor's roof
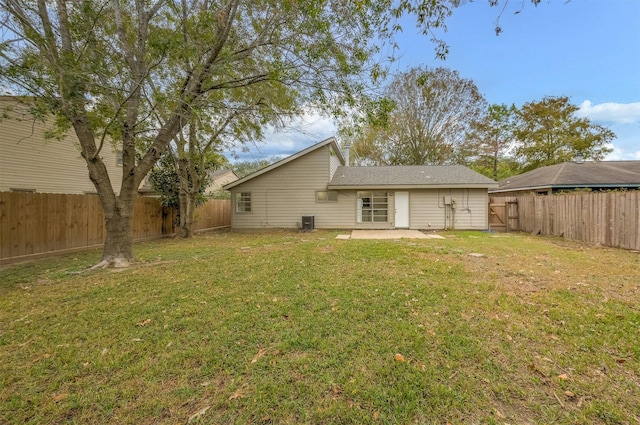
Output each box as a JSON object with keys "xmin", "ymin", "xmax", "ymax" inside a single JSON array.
[
  {"xmin": 211, "ymin": 169, "xmax": 239, "ymax": 179},
  {"xmin": 224, "ymin": 137, "xmax": 342, "ymax": 190},
  {"xmin": 328, "ymin": 165, "xmax": 497, "ymax": 189},
  {"xmin": 492, "ymin": 161, "xmax": 640, "ymax": 193}
]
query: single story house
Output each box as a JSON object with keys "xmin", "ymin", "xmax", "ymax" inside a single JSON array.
[
  {"xmin": 224, "ymin": 137, "xmax": 498, "ymax": 230},
  {"xmin": 137, "ymin": 168, "xmax": 239, "ymax": 197},
  {"xmin": 490, "ymin": 160, "xmax": 640, "ymax": 196}
]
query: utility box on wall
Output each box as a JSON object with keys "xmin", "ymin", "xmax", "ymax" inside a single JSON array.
[{"xmin": 301, "ymin": 215, "xmax": 315, "ymax": 231}]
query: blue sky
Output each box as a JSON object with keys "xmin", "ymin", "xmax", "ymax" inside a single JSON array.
[{"xmin": 228, "ymin": 0, "xmax": 640, "ymax": 163}]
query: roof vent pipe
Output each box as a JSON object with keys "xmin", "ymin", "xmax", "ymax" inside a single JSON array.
[{"xmin": 343, "ymin": 144, "xmax": 351, "ymax": 166}]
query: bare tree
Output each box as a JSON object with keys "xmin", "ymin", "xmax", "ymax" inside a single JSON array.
[{"xmin": 349, "ymin": 67, "xmax": 487, "ymax": 165}]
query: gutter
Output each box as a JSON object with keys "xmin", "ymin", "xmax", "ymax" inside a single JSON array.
[
  {"xmin": 489, "ymin": 185, "xmax": 552, "ymax": 194},
  {"xmin": 490, "ymin": 184, "xmax": 640, "ymax": 194},
  {"xmin": 329, "ymin": 184, "xmax": 498, "ymax": 190}
]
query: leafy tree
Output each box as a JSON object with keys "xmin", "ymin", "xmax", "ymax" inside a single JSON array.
[
  {"xmin": 467, "ymin": 103, "xmax": 519, "ymax": 180},
  {"xmin": 0, "ymin": 0, "xmax": 416, "ymax": 266},
  {"xmin": 514, "ymin": 96, "xmax": 614, "ymax": 171},
  {"xmin": 348, "ymin": 67, "xmax": 486, "ymax": 165},
  {"xmin": 0, "ymin": 0, "xmax": 551, "ymax": 266},
  {"xmin": 208, "ymin": 187, "xmax": 231, "ymax": 200},
  {"xmin": 232, "ymin": 157, "xmax": 283, "ymax": 178},
  {"xmin": 166, "ymin": 98, "xmax": 276, "ymax": 238},
  {"xmin": 149, "ymin": 143, "xmax": 227, "ymax": 237},
  {"xmin": 149, "ymin": 152, "xmax": 213, "ymax": 211},
  {"xmin": 472, "ymin": 157, "xmax": 522, "ymax": 181}
]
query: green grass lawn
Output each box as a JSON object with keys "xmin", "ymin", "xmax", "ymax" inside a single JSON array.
[{"xmin": 1, "ymin": 230, "xmax": 639, "ymax": 424}]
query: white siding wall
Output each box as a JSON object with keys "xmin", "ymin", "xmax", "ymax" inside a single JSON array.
[
  {"xmin": 0, "ymin": 99, "xmax": 123, "ymax": 194},
  {"xmin": 409, "ymin": 188, "xmax": 488, "ymax": 230}
]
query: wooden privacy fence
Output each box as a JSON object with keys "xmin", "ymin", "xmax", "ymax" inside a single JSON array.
[
  {"xmin": 488, "ymin": 198, "xmax": 518, "ymax": 231},
  {"xmin": 490, "ymin": 192, "xmax": 640, "ymax": 251},
  {"xmin": 0, "ymin": 192, "xmax": 230, "ymax": 263},
  {"xmin": 191, "ymin": 198, "xmax": 231, "ymax": 232}
]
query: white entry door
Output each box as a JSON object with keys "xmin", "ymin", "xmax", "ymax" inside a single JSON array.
[{"xmin": 394, "ymin": 191, "xmax": 409, "ymax": 228}]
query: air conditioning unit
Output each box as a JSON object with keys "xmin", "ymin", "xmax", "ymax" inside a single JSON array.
[{"xmin": 301, "ymin": 215, "xmax": 315, "ymax": 231}]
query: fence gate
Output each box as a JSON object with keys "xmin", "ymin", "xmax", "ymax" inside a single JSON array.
[{"xmin": 489, "ymin": 197, "xmax": 518, "ymax": 231}]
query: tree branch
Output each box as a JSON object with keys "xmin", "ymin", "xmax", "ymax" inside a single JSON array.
[{"xmin": 54, "ymin": 0, "xmax": 73, "ymax": 54}]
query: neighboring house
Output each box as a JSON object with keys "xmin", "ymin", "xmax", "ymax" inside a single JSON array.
[
  {"xmin": 137, "ymin": 175, "xmax": 157, "ymax": 196},
  {"xmin": 137, "ymin": 169, "xmax": 240, "ymax": 197},
  {"xmin": 207, "ymin": 169, "xmax": 239, "ymax": 195},
  {"xmin": 490, "ymin": 160, "xmax": 640, "ymax": 196},
  {"xmin": 224, "ymin": 137, "xmax": 497, "ymax": 230},
  {"xmin": 0, "ymin": 96, "xmax": 124, "ymax": 194}
]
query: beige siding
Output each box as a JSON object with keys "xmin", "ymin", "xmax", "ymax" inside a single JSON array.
[
  {"xmin": 329, "ymin": 146, "xmax": 342, "ymax": 178},
  {"xmin": 232, "ymin": 180, "xmax": 489, "ymax": 231},
  {"xmin": 409, "ymin": 188, "xmax": 488, "ymax": 230},
  {"xmin": 230, "ymin": 145, "xmax": 339, "ymax": 229},
  {"xmin": 330, "ymin": 189, "xmax": 488, "ymax": 230},
  {"xmin": 207, "ymin": 172, "xmax": 238, "ymax": 193},
  {"xmin": 229, "ymin": 143, "xmax": 489, "ymax": 230},
  {"xmin": 0, "ymin": 99, "xmax": 123, "ymax": 194}
]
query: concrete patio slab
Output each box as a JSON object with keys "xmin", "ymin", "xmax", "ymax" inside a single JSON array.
[{"xmin": 346, "ymin": 230, "xmax": 444, "ymax": 240}]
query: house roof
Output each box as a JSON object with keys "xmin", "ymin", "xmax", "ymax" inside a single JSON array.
[
  {"xmin": 224, "ymin": 137, "xmax": 343, "ymax": 190},
  {"xmin": 211, "ymin": 169, "xmax": 238, "ymax": 179},
  {"xmin": 492, "ymin": 161, "xmax": 640, "ymax": 193},
  {"xmin": 328, "ymin": 165, "xmax": 497, "ymax": 189}
]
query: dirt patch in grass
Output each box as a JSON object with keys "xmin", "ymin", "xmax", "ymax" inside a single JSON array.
[
  {"xmin": 315, "ymin": 245, "xmax": 335, "ymax": 253},
  {"xmin": 454, "ymin": 237, "xmax": 640, "ymax": 303}
]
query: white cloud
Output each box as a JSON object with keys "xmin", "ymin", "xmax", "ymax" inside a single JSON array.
[
  {"xmin": 577, "ymin": 100, "xmax": 640, "ymax": 124},
  {"xmin": 604, "ymin": 144, "xmax": 640, "ymax": 161},
  {"xmin": 263, "ymin": 113, "xmax": 336, "ymax": 154},
  {"xmin": 226, "ymin": 111, "xmax": 337, "ymax": 162}
]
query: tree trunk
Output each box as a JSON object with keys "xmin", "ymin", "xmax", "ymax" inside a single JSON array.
[
  {"xmin": 176, "ymin": 155, "xmax": 192, "ymax": 238},
  {"xmin": 177, "ymin": 186, "xmax": 191, "ymax": 238},
  {"xmin": 70, "ymin": 111, "xmax": 137, "ymax": 268},
  {"xmin": 187, "ymin": 194, "xmax": 197, "ymax": 237},
  {"xmin": 177, "ymin": 179, "xmax": 199, "ymax": 238},
  {"xmin": 102, "ymin": 199, "xmax": 134, "ymax": 267},
  {"xmin": 178, "ymin": 193, "xmax": 196, "ymax": 238}
]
